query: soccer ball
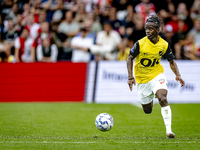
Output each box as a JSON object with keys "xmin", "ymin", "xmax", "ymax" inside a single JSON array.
[{"xmin": 95, "ymin": 113, "xmax": 114, "ymax": 131}]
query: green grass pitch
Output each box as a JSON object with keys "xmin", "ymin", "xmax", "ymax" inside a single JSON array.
[{"xmin": 0, "ymin": 103, "xmax": 199, "ymax": 150}]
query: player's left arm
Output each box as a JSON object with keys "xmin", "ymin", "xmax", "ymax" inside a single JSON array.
[
  {"xmin": 169, "ymin": 60, "xmax": 185, "ymax": 87},
  {"xmin": 163, "ymin": 45, "xmax": 185, "ymax": 87}
]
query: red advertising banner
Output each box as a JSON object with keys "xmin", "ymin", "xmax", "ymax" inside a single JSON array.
[{"xmin": 0, "ymin": 62, "xmax": 87, "ymax": 102}]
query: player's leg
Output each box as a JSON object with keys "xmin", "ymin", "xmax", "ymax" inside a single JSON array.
[
  {"xmin": 137, "ymin": 82, "xmax": 154, "ymax": 114},
  {"xmin": 156, "ymin": 89, "xmax": 175, "ymax": 138},
  {"xmin": 156, "ymin": 89, "xmax": 168, "ymax": 107},
  {"xmin": 142, "ymin": 100, "xmax": 153, "ymax": 114}
]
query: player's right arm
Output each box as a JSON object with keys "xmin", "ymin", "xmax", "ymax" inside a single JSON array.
[{"xmin": 126, "ymin": 41, "xmax": 139, "ymax": 91}]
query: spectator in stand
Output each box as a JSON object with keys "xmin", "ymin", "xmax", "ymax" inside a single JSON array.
[
  {"xmin": 51, "ymin": 9, "xmax": 63, "ymax": 23},
  {"xmin": 129, "ymin": 14, "xmax": 146, "ymax": 43},
  {"xmin": 3, "ymin": 17, "xmax": 18, "ymax": 55},
  {"xmin": 63, "ymin": 0, "xmax": 77, "ymax": 11},
  {"xmin": 14, "ymin": 28, "xmax": 34, "ymax": 62},
  {"xmin": 162, "ymin": 24, "xmax": 177, "ymax": 56},
  {"xmin": 174, "ymin": 17, "xmax": 189, "ymax": 59},
  {"xmin": 76, "ymin": 16, "xmax": 97, "ymax": 40},
  {"xmin": 14, "ymin": 12, "xmax": 24, "ymax": 36},
  {"xmin": 60, "ymin": 35, "xmax": 72, "ymax": 60},
  {"xmin": 163, "ymin": 10, "xmax": 189, "ymax": 59},
  {"xmin": 31, "ymin": 21, "xmax": 53, "ymax": 61},
  {"xmin": 86, "ymin": 13, "xmax": 102, "ymax": 34},
  {"xmin": 75, "ymin": 15, "xmax": 97, "ymax": 60},
  {"xmin": 6, "ymin": 2, "xmax": 19, "ymax": 24},
  {"xmin": 58, "ymin": 10, "xmax": 79, "ymax": 38},
  {"xmin": 0, "ymin": 0, "xmax": 13, "ymax": 21},
  {"xmin": 117, "ymin": 40, "xmax": 130, "ymax": 61},
  {"xmin": 36, "ymin": 37, "xmax": 58, "ymax": 62},
  {"xmin": 112, "ymin": 0, "xmax": 131, "ymax": 12},
  {"xmin": 177, "ymin": 3, "xmax": 193, "ymax": 32},
  {"xmin": 0, "ymin": 41, "xmax": 15, "ymax": 63},
  {"xmin": 82, "ymin": 0, "xmax": 98, "ymax": 13},
  {"xmin": 112, "ymin": 0, "xmax": 134, "ymax": 22},
  {"xmin": 74, "ymin": 2, "xmax": 87, "ymax": 28},
  {"xmin": 71, "ymin": 27, "xmax": 94, "ymax": 62},
  {"xmin": 107, "ymin": 7, "xmax": 124, "ymax": 36},
  {"xmin": 182, "ymin": 33, "xmax": 200, "ymax": 60},
  {"xmin": 90, "ymin": 21, "xmax": 122, "ymax": 60},
  {"xmin": 188, "ymin": 17, "xmax": 200, "ymax": 52},
  {"xmin": 135, "ymin": 0, "xmax": 156, "ymax": 23},
  {"xmin": 21, "ymin": 3, "xmax": 31, "ymax": 26},
  {"xmin": 190, "ymin": 0, "xmax": 200, "ymax": 21},
  {"xmin": 38, "ymin": 9, "xmax": 48, "ymax": 23},
  {"xmin": 165, "ymin": 12, "xmax": 188, "ymax": 34},
  {"xmin": 159, "ymin": 0, "xmax": 175, "ymax": 24},
  {"xmin": 3, "ymin": 17, "xmax": 18, "ymax": 42},
  {"xmin": 97, "ymin": 0, "xmax": 112, "ymax": 14},
  {"xmin": 51, "ymin": 21, "xmax": 63, "ymax": 48},
  {"xmin": 30, "ymin": 0, "xmax": 43, "ymax": 23},
  {"xmin": 122, "ymin": 4, "xmax": 135, "ymax": 37},
  {"xmin": 24, "ymin": 13, "xmax": 40, "ymax": 40},
  {"xmin": 99, "ymin": 5, "xmax": 110, "ymax": 25},
  {"xmin": 51, "ymin": 21, "xmax": 72, "ymax": 60},
  {"xmin": 41, "ymin": 0, "xmax": 64, "ymax": 23}
]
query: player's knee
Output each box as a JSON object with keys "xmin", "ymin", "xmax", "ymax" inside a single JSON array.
[{"xmin": 158, "ymin": 96, "xmax": 168, "ymax": 106}]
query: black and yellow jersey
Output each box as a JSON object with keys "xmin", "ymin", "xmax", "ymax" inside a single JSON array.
[{"xmin": 129, "ymin": 36, "xmax": 175, "ymax": 84}]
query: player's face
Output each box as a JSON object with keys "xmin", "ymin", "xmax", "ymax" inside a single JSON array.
[{"xmin": 145, "ymin": 22, "xmax": 158, "ymax": 39}]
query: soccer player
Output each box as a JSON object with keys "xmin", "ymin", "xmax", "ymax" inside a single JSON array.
[{"xmin": 126, "ymin": 15, "xmax": 185, "ymax": 138}]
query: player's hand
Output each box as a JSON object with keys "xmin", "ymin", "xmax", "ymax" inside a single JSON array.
[
  {"xmin": 175, "ymin": 75, "xmax": 185, "ymax": 87},
  {"xmin": 127, "ymin": 77, "xmax": 136, "ymax": 91}
]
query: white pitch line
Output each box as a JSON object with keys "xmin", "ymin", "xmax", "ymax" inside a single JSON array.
[
  {"xmin": 131, "ymin": 103, "xmax": 142, "ymax": 109},
  {"xmin": 0, "ymin": 141, "xmax": 199, "ymax": 144},
  {"xmin": 0, "ymin": 141, "xmax": 96, "ymax": 144},
  {"xmin": 117, "ymin": 141, "xmax": 199, "ymax": 144}
]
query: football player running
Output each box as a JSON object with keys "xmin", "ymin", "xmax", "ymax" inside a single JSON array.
[{"xmin": 126, "ymin": 15, "xmax": 185, "ymax": 138}]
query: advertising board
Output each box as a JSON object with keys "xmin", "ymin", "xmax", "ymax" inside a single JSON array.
[
  {"xmin": 0, "ymin": 62, "xmax": 87, "ymax": 102},
  {"xmin": 93, "ymin": 61, "xmax": 200, "ymax": 103}
]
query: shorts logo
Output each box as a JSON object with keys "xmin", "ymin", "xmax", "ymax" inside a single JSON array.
[
  {"xmin": 159, "ymin": 79, "xmax": 165, "ymax": 84},
  {"xmin": 160, "ymin": 81, "xmax": 165, "ymax": 84}
]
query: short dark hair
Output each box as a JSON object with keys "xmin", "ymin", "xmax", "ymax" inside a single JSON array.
[
  {"xmin": 103, "ymin": 20, "xmax": 111, "ymax": 26},
  {"xmin": 5, "ymin": 16, "xmax": 13, "ymax": 21},
  {"xmin": 146, "ymin": 15, "xmax": 163, "ymax": 32}
]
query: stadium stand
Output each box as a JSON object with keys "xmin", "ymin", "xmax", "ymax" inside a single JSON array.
[{"xmin": 0, "ymin": 0, "xmax": 199, "ymax": 62}]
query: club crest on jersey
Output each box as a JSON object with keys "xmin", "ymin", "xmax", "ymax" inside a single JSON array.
[{"xmin": 143, "ymin": 52, "xmax": 149, "ymax": 55}]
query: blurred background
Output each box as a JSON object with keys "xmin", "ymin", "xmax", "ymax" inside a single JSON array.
[{"xmin": 0, "ymin": 0, "xmax": 199, "ymax": 103}]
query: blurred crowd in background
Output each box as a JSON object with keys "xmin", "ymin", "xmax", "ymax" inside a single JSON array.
[{"xmin": 0, "ymin": 0, "xmax": 200, "ymax": 63}]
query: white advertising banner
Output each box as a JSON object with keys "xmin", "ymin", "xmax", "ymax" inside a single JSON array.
[{"xmin": 94, "ymin": 60, "xmax": 200, "ymax": 103}]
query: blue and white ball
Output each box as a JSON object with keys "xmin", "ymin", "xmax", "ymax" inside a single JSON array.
[{"xmin": 95, "ymin": 113, "xmax": 114, "ymax": 131}]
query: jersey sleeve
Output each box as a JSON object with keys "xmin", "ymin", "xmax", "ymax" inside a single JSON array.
[
  {"xmin": 129, "ymin": 41, "xmax": 139, "ymax": 58},
  {"xmin": 163, "ymin": 44, "xmax": 175, "ymax": 61}
]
